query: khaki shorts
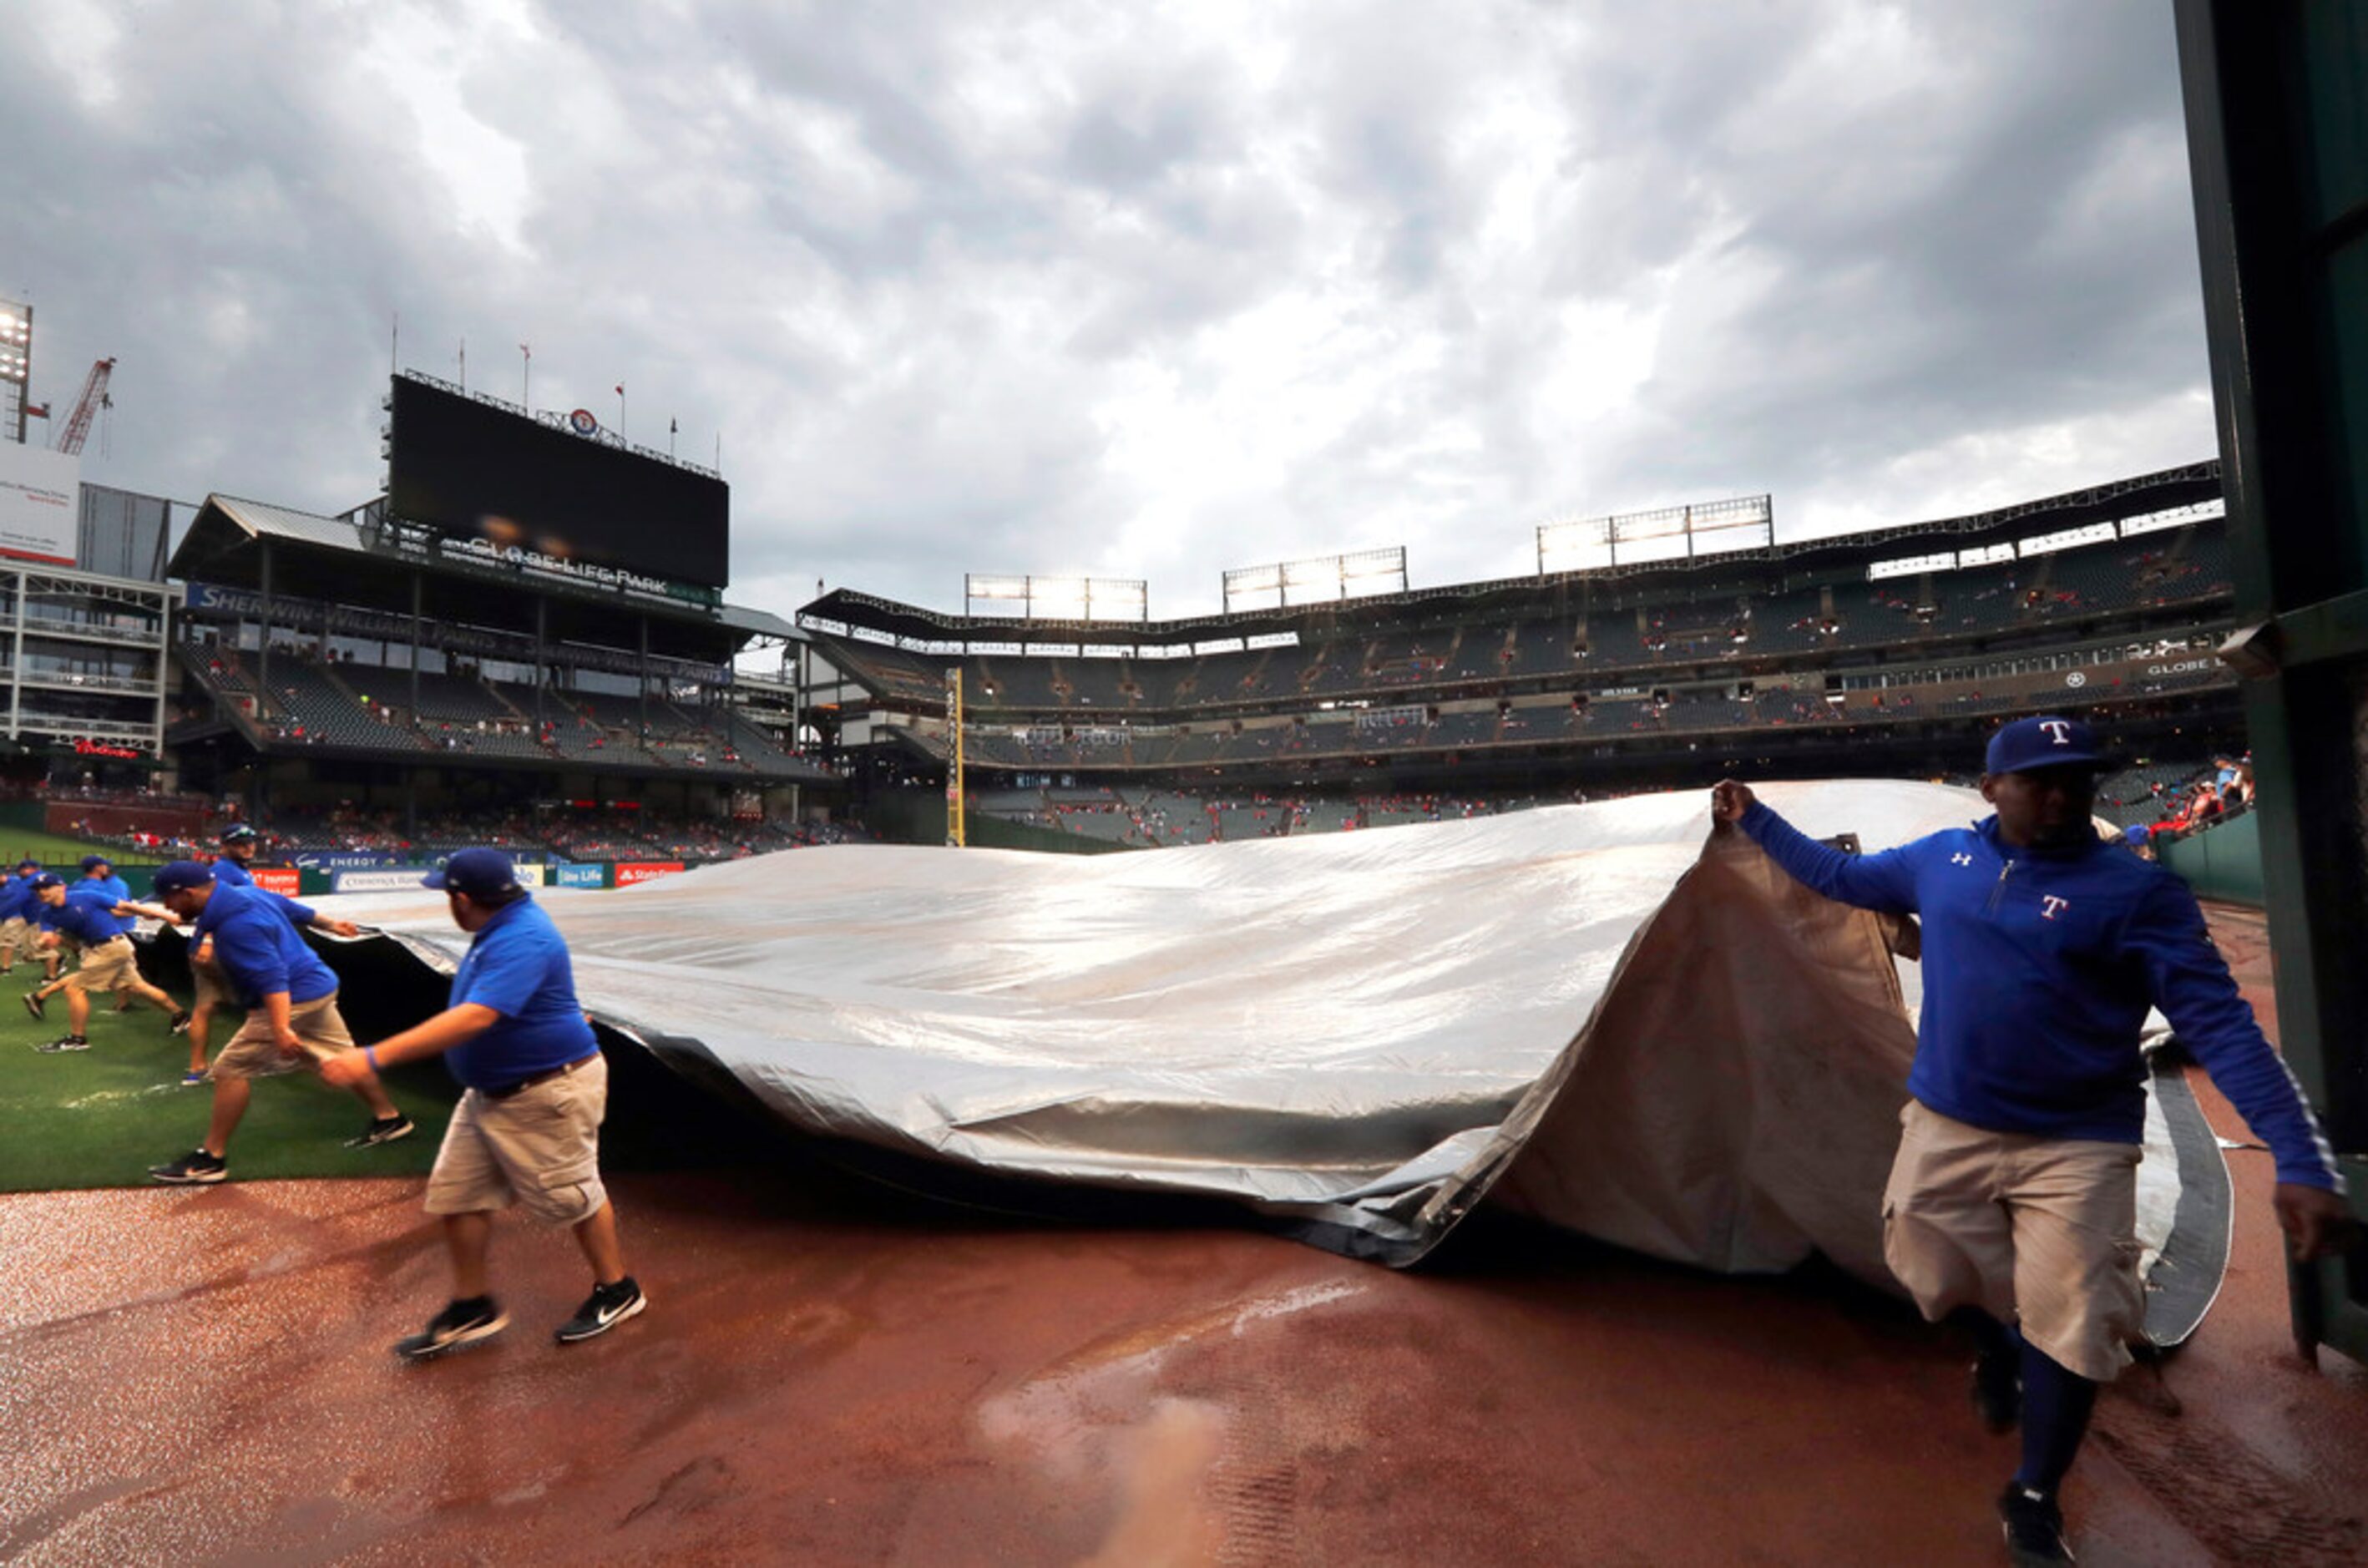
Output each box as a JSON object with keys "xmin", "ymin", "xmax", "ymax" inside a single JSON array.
[
  {"xmin": 1883, "ymin": 1100, "xmax": 2144, "ymax": 1383},
  {"xmin": 425, "ymin": 1052, "xmax": 610, "ymax": 1227},
  {"xmin": 64, "ymin": 936, "xmax": 139, "ymax": 994},
  {"xmin": 209, "ymin": 994, "xmax": 357, "ymax": 1081},
  {"xmin": 190, "ymin": 950, "xmax": 230, "ymax": 1011},
  {"xmin": 0, "ymin": 915, "xmax": 33, "ymax": 954}
]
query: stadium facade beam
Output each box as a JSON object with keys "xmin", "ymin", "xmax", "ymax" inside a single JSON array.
[
  {"xmin": 258, "ymin": 539, "xmax": 274, "ymax": 733},
  {"xmin": 2177, "ymin": 0, "xmax": 2368, "ymax": 1363},
  {"xmin": 410, "ymin": 571, "xmax": 422, "ymax": 717}
]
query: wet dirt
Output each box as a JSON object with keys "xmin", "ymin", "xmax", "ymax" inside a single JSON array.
[{"xmin": 3, "ymin": 904, "xmax": 2362, "ymax": 1565}]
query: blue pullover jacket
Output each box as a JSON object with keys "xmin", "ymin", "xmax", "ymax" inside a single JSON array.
[{"xmin": 1738, "ymin": 801, "xmax": 2341, "ymax": 1191}]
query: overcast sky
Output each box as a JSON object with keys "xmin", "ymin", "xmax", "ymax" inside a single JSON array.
[{"xmin": 6, "ymin": 0, "xmax": 2214, "ymax": 624}]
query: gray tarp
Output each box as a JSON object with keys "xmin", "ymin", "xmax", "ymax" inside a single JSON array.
[{"xmin": 317, "ymin": 780, "xmax": 2224, "ymax": 1332}]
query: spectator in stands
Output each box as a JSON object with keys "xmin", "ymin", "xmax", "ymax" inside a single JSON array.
[
  {"xmin": 22, "ymin": 874, "xmax": 189, "ymax": 1050},
  {"xmin": 145, "ymin": 862, "xmax": 412, "ymax": 1185},
  {"xmin": 321, "ymin": 849, "xmax": 645, "ymax": 1359},
  {"xmin": 1712, "ymin": 716, "xmax": 2348, "ymax": 1564}
]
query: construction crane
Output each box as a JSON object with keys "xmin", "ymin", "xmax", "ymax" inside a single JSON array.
[{"xmin": 54, "ymin": 357, "xmax": 114, "ymax": 456}]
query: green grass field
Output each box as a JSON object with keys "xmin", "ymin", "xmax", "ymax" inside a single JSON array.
[
  {"xmin": 0, "ymin": 955, "xmax": 461, "ymax": 1193},
  {"xmin": 0, "ymin": 831, "xmax": 165, "ymax": 871}
]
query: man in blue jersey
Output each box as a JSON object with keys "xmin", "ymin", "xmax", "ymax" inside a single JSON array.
[
  {"xmin": 0, "ymin": 858, "xmax": 47, "ymax": 976},
  {"xmin": 73, "ymin": 853, "xmax": 143, "ymax": 1014},
  {"xmin": 1713, "ymin": 715, "xmax": 2350, "ymax": 1565},
  {"xmin": 321, "ymin": 848, "xmax": 644, "ymax": 1359},
  {"xmin": 21, "ymin": 874, "xmax": 189, "ymax": 1050},
  {"xmin": 144, "ymin": 862, "xmax": 411, "ymax": 1184},
  {"xmin": 176, "ymin": 823, "xmax": 285, "ymax": 1086}
]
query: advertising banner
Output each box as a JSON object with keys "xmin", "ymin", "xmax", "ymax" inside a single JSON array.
[
  {"xmin": 251, "ymin": 867, "xmax": 302, "ymax": 898},
  {"xmin": 553, "ymin": 862, "xmax": 608, "ymax": 889},
  {"xmin": 0, "ymin": 443, "xmax": 79, "ymax": 566},
  {"xmin": 513, "ymin": 863, "xmax": 547, "ymax": 888},
  {"xmin": 297, "ymin": 852, "xmax": 396, "ymax": 871},
  {"xmin": 333, "ymin": 868, "xmax": 433, "ymax": 893},
  {"xmin": 614, "ymin": 861, "xmax": 685, "ymax": 886}
]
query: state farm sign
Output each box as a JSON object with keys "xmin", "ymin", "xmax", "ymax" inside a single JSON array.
[{"xmin": 614, "ymin": 862, "xmax": 685, "ymax": 886}]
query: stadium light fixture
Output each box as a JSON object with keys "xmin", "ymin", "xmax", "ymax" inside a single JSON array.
[
  {"xmin": 1223, "ymin": 547, "xmax": 1407, "ymax": 612},
  {"xmin": 963, "ymin": 572, "xmax": 1148, "ymax": 623},
  {"xmin": 1538, "ymin": 494, "xmax": 1771, "ymax": 574}
]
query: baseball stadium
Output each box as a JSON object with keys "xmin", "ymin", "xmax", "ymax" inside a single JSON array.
[{"xmin": 5, "ymin": 8, "xmax": 2368, "ymax": 1565}]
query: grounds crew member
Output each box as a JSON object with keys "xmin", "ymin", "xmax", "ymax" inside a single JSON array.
[
  {"xmin": 176, "ymin": 873, "xmax": 366, "ymax": 1085},
  {"xmin": 321, "ymin": 848, "xmax": 645, "ymax": 1358},
  {"xmin": 78, "ymin": 854, "xmax": 142, "ymax": 1014},
  {"xmin": 0, "ymin": 858, "xmax": 45, "ymax": 975},
  {"xmin": 1711, "ymin": 715, "xmax": 2349, "ymax": 1565},
  {"xmin": 176, "ymin": 823, "xmax": 315, "ymax": 1086},
  {"xmin": 21, "ymin": 873, "xmax": 189, "ymax": 1050},
  {"xmin": 145, "ymin": 861, "xmax": 411, "ymax": 1184}
]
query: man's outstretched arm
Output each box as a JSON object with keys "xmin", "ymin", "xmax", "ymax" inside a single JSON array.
[{"xmin": 1712, "ymin": 781, "xmax": 1922, "ymax": 915}]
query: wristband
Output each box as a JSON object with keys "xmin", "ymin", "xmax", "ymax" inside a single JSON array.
[{"xmin": 364, "ymin": 1046, "xmax": 382, "ymax": 1074}]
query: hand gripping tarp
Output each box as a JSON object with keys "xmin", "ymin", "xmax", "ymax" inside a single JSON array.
[{"xmin": 322, "ymin": 781, "xmax": 2229, "ymax": 1341}]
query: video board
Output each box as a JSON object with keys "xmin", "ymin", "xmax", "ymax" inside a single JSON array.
[{"xmin": 387, "ymin": 376, "xmax": 729, "ymax": 589}]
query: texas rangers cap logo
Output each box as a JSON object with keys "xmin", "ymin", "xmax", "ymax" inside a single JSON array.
[{"xmin": 2039, "ymin": 720, "xmax": 2072, "ymax": 745}]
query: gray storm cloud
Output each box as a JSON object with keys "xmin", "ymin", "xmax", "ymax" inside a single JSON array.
[{"xmin": 3, "ymin": 0, "xmax": 2209, "ymax": 622}]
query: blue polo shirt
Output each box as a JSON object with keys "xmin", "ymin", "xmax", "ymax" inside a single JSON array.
[
  {"xmin": 211, "ymin": 856, "xmax": 254, "ymax": 889},
  {"xmin": 82, "ymin": 873, "xmax": 134, "ymax": 935},
  {"xmin": 0, "ymin": 873, "xmax": 36, "ymax": 922},
  {"xmin": 444, "ymin": 896, "xmax": 598, "ymax": 1090},
  {"xmin": 193, "ymin": 882, "xmax": 338, "ymax": 1007},
  {"xmin": 39, "ymin": 888, "xmax": 128, "ymax": 947},
  {"xmin": 1738, "ymin": 802, "xmax": 2342, "ymax": 1191}
]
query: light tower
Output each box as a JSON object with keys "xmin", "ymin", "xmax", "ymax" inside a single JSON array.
[{"xmin": 0, "ymin": 297, "xmax": 28, "ymax": 445}]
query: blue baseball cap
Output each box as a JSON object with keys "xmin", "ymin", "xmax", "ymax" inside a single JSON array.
[
  {"xmin": 31, "ymin": 873, "xmax": 64, "ymax": 891},
  {"xmin": 1986, "ymin": 715, "xmax": 2112, "ymax": 776},
  {"xmin": 422, "ymin": 848, "xmax": 522, "ymax": 898},
  {"xmin": 79, "ymin": 854, "xmax": 112, "ymax": 872},
  {"xmin": 220, "ymin": 823, "xmax": 258, "ymax": 844},
  {"xmin": 151, "ymin": 861, "xmax": 217, "ymax": 896},
  {"xmin": 14, "ymin": 858, "xmax": 36, "ymax": 873}
]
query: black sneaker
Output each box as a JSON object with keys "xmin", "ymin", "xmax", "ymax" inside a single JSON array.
[
  {"xmin": 22, "ymin": 990, "xmax": 44, "ymax": 1020},
  {"xmin": 1999, "ymin": 1484, "xmax": 2074, "ymax": 1565},
  {"xmin": 149, "ymin": 1148, "xmax": 228, "ymax": 1184},
  {"xmin": 1972, "ymin": 1347, "xmax": 2021, "ymax": 1434},
  {"xmin": 344, "ymin": 1115, "xmax": 414, "ymax": 1149},
  {"xmin": 554, "ymin": 1277, "xmax": 647, "ymax": 1343},
  {"xmin": 394, "ymin": 1297, "xmax": 509, "ymax": 1362},
  {"xmin": 36, "ymin": 1035, "xmax": 90, "ymax": 1053},
  {"xmin": 168, "ymin": 1009, "xmax": 193, "ymax": 1035}
]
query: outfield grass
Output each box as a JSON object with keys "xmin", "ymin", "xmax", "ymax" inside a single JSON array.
[
  {"xmin": 0, "ymin": 830, "xmax": 167, "ymax": 870},
  {"xmin": 0, "ymin": 956, "xmax": 460, "ymax": 1193}
]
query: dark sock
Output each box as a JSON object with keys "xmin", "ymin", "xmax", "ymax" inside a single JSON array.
[
  {"xmin": 2014, "ymin": 1339, "xmax": 2098, "ymax": 1495},
  {"xmin": 1952, "ymin": 1307, "xmax": 2019, "ymax": 1363}
]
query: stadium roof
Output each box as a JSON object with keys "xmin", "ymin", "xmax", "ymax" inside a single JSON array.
[
  {"xmin": 803, "ymin": 462, "xmax": 2223, "ymax": 648},
  {"xmin": 171, "ymin": 494, "xmax": 781, "ymax": 662}
]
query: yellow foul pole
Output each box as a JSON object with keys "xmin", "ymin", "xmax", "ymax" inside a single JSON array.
[{"xmin": 945, "ymin": 666, "xmax": 966, "ymax": 847}]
